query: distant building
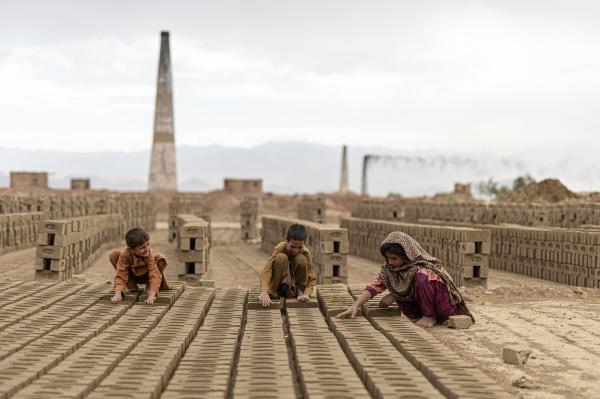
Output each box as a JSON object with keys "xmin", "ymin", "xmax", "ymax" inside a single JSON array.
[
  {"xmin": 71, "ymin": 178, "xmax": 91, "ymax": 190},
  {"xmin": 223, "ymin": 178, "xmax": 262, "ymax": 196},
  {"xmin": 10, "ymin": 171, "xmax": 48, "ymax": 189}
]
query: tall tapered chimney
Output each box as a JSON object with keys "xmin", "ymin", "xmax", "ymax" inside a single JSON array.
[{"xmin": 148, "ymin": 31, "xmax": 177, "ymax": 191}]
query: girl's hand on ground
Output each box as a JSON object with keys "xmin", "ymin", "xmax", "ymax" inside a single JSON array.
[
  {"xmin": 378, "ymin": 293, "xmax": 396, "ymax": 308},
  {"xmin": 335, "ymin": 305, "xmax": 359, "ymax": 319},
  {"xmin": 297, "ymin": 293, "xmax": 309, "ymax": 302},
  {"xmin": 259, "ymin": 291, "xmax": 273, "ymax": 307}
]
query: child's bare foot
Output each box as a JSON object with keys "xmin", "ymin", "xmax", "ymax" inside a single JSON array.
[{"xmin": 415, "ymin": 316, "xmax": 436, "ymax": 328}]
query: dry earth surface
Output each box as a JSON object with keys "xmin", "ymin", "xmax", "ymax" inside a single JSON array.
[{"xmin": 1, "ymin": 226, "xmax": 599, "ymax": 398}]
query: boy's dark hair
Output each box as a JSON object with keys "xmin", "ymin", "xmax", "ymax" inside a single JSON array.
[
  {"xmin": 125, "ymin": 228, "xmax": 150, "ymax": 249},
  {"xmin": 380, "ymin": 242, "xmax": 408, "ymax": 261},
  {"xmin": 286, "ymin": 223, "xmax": 307, "ymax": 242}
]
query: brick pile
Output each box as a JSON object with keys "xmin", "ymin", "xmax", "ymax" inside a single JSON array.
[
  {"xmin": 240, "ymin": 196, "xmax": 259, "ymax": 241},
  {"xmin": 168, "ymin": 194, "xmax": 209, "ymax": 242},
  {"xmin": 88, "ymin": 287, "xmax": 215, "ymax": 399},
  {"xmin": 0, "ymin": 212, "xmax": 44, "ymax": 255},
  {"xmin": 0, "ymin": 192, "xmax": 155, "ymax": 228},
  {"xmin": 286, "ymin": 307, "xmax": 371, "ymax": 398},
  {"xmin": 317, "ymin": 285, "xmax": 444, "ymax": 398},
  {"xmin": 162, "ymin": 289, "xmax": 245, "ymax": 398},
  {"xmin": 234, "ymin": 301, "xmax": 297, "ymax": 398},
  {"xmin": 261, "ymin": 215, "xmax": 349, "ymax": 284},
  {"xmin": 351, "ymin": 198, "xmax": 600, "ymax": 228},
  {"xmin": 34, "ymin": 214, "xmax": 125, "ymax": 281},
  {"xmin": 172, "ymin": 214, "xmax": 211, "ymax": 279},
  {"xmin": 419, "ymin": 219, "xmax": 600, "ymax": 288},
  {"xmin": 297, "ymin": 194, "xmax": 326, "ymax": 224},
  {"xmin": 340, "ymin": 217, "xmax": 491, "ymax": 287},
  {"xmin": 347, "ymin": 285, "xmax": 513, "ymax": 398}
]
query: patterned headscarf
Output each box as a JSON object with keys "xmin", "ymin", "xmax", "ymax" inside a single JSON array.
[{"xmin": 379, "ymin": 231, "xmax": 473, "ymax": 321}]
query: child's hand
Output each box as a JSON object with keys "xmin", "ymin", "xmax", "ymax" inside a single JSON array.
[
  {"xmin": 297, "ymin": 293, "xmax": 309, "ymax": 302},
  {"xmin": 111, "ymin": 291, "xmax": 122, "ymax": 304},
  {"xmin": 335, "ymin": 305, "xmax": 359, "ymax": 319},
  {"xmin": 259, "ymin": 291, "xmax": 272, "ymax": 307},
  {"xmin": 145, "ymin": 291, "xmax": 157, "ymax": 305},
  {"xmin": 378, "ymin": 293, "xmax": 396, "ymax": 308}
]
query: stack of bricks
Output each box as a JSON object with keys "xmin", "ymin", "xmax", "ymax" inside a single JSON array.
[
  {"xmin": 0, "ymin": 212, "xmax": 44, "ymax": 255},
  {"xmin": 173, "ymin": 214, "xmax": 211, "ymax": 279},
  {"xmin": 351, "ymin": 197, "xmax": 406, "ymax": 221},
  {"xmin": 0, "ymin": 192, "xmax": 155, "ymax": 230},
  {"xmin": 240, "ymin": 197, "xmax": 259, "ymax": 241},
  {"xmin": 297, "ymin": 194, "xmax": 327, "ymax": 223},
  {"xmin": 351, "ymin": 198, "xmax": 600, "ymax": 228},
  {"xmin": 34, "ymin": 214, "xmax": 124, "ymax": 281},
  {"xmin": 340, "ymin": 217, "xmax": 491, "ymax": 287},
  {"xmin": 168, "ymin": 194, "xmax": 209, "ymax": 242},
  {"xmin": 481, "ymin": 224, "xmax": 600, "ymax": 288},
  {"xmin": 261, "ymin": 215, "xmax": 349, "ymax": 284}
]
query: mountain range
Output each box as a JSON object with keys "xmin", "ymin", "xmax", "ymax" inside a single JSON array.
[{"xmin": 1, "ymin": 143, "xmax": 599, "ymax": 197}]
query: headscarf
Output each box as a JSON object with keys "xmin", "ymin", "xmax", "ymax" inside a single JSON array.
[{"xmin": 379, "ymin": 231, "xmax": 474, "ymax": 321}]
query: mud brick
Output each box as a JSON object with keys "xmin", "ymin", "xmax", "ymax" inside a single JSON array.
[
  {"xmin": 176, "ymin": 250, "xmax": 206, "ymax": 263},
  {"xmin": 502, "ymin": 346, "xmax": 532, "ymax": 364},
  {"xmin": 179, "ymin": 224, "xmax": 209, "ymax": 238},
  {"xmin": 179, "ymin": 237, "xmax": 207, "ymax": 251},
  {"xmin": 39, "ymin": 220, "xmax": 71, "ymax": 235},
  {"xmin": 35, "ymin": 245, "xmax": 67, "ymax": 260},
  {"xmin": 285, "ymin": 297, "xmax": 318, "ymax": 308},
  {"xmin": 320, "ymin": 240, "xmax": 349, "ymax": 254},
  {"xmin": 447, "ymin": 315, "xmax": 473, "ymax": 329}
]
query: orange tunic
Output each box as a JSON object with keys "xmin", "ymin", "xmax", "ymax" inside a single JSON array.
[{"xmin": 113, "ymin": 247, "xmax": 163, "ymax": 293}]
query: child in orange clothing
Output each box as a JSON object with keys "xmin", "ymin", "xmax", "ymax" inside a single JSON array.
[{"xmin": 110, "ymin": 228, "xmax": 169, "ymax": 305}]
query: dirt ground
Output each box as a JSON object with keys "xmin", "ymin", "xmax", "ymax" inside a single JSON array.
[{"xmin": 2, "ymin": 226, "xmax": 600, "ymax": 398}]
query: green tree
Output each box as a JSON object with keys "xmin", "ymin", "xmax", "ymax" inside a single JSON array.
[{"xmin": 512, "ymin": 174, "xmax": 536, "ymax": 191}]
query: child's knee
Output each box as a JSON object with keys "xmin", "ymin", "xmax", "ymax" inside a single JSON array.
[
  {"xmin": 273, "ymin": 253, "xmax": 289, "ymax": 268},
  {"xmin": 293, "ymin": 254, "xmax": 308, "ymax": 268},
  {"xmin": 155, "ymin": 255, "xmax": 168, "ymax": 271}
]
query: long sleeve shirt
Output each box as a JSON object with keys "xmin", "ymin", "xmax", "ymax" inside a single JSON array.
[
  {"xmin": 114, "ymin": 247, "xmax": 162, "ymax": 293},
  {"xmin": 259, "ymin": 241, "xmax": 317, "ymax": 296}
]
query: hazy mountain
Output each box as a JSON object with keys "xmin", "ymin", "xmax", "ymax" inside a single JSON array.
[{"xmin": 0, "ymin": 143, "xmax": 598, "ymax": 196}]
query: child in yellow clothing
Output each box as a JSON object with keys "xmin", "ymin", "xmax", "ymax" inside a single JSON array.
[{"xmin": 258, "ymin": 224, "xmax": 317, "ymax": 306}]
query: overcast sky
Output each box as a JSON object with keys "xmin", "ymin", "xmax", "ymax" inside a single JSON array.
[{"xmin": 1, "ymin": 0, "xmax": 599, "ymax": 153}]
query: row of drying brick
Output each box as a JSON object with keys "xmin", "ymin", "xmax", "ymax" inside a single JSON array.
[
  {"xmin": 297, "ymin": 195, "xmax": 327, "ymax": 224},
  {"xmin": 234, "ymin": 304, "xmax": 297, "ymax": 398},
  {"xmin": 0, "ymin": 212, "xmax": 44, "ymax": 255},
  {"xmin": 162, "ymin": 289, "xmax": 246, "ymax": 398},
  {"xmin": 13, "ymin": 303, "xmax": 170, "ymax": 399},
  {"xmin": 0, "ymin": 284, "xmax": 110, "ymax": 362},
  {"xmin": 0, "ymin": 193, "xmax": 155, "ymax": 229},
  {"xmin": 261, "ymin": 215, "xmax": 349, "ymax": 284},
  {"xmin": 0, "ymin": 281, "xmax": 87, "ymax": 333},
  {"xmin": 351, "ymin": 198, "xmax": 600, "ymax": 228},
  {"xmin": 419, "ymin": 219, "xmax": 600, "ymax": 288},
  {"xmin": 346, "ymin": 286, "xmax": 513, "ymax": 398},
  {"xmin": 318, "ymin": 285, "xmax": 443, "ymax": 398},
  {"xmin": 0, "ymin": 280, "xmax": 55, "ymax": 311},
  {"xmin": 341, "ymin": 217, "xmax": 490, "ymax": 287},
  {"xmin": 87, "ymin": 287, "xmax": 215, "ymax": 399},
  {"xmin": 287, "ymin": 306, "xmax": 371, "ymax": 398},
  {"xmin": 34, "ymin": 214, "xmax": 125, "ymax": 282},
  {"xmin": 0, "ymin": 300, "xmax": 129, "ymax": 398}
]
